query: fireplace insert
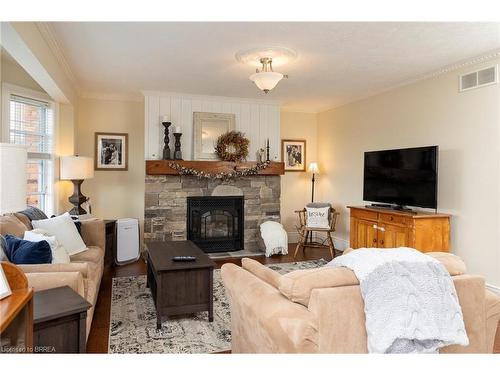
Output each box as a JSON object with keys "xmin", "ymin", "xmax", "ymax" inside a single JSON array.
[{"xmin": 187, "ymin": 196, "xmax": 244, "ymax": 253}]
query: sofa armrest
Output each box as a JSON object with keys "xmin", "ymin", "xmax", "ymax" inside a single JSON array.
[
  {"xmin": 308, "ymin": 285, "xmax": 368, "ymax": 353},
  {"xmin": 80, "ymin": 218, "xmax": 105, "ymax": 251},
  {"xmin": 18, "ymin": 262, "xmax": 89, "ymax": 279},
  {"xmin": 241, "ymin": 258, "xmax": 281, "ymax": 288},
  {"xmin": 485, "ymin": 290, "xmax": 500, "ymax": 353},
  {"xmin": 221, "ymin": 263, "xmax": 318, "ymax": 353},
  {"xmin": 26, "ymin": 271, "xmax": 85, "ymax": 298}
]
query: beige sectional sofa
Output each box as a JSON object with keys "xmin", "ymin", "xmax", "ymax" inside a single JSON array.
[
  {"xmin": 0, "ymin": 213, "xmax": 105, "ymax": 339},
  {"xmin": 221, "ymin": 254, "xmax": 500, "ymax": 353}
]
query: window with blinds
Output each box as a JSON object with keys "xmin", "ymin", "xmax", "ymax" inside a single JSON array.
[{"xmin": 9, "ymin": 94, "xmax": 54, "ymax": 213}]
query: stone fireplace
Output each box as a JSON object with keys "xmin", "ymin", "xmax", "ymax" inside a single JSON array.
[{"xmin": 144, "ymin": 172, "xmax": 281, "ymax": 253}]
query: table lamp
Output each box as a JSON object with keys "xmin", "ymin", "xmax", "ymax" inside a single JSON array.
[
  {"xmin": 308, "ymin": 162, "xmax": 319, "ymax": 202},
  {"xmin": 60, "ymin": 155, "xmax": 94, "ymax": 215},
  {"xmin": 0, "ymin": 143, "xmax": 27, "ymax": 214}
]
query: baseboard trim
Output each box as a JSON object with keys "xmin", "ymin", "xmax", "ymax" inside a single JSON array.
[
  {"xmin": 486, "ymin": 283, "xmax": 500, "ymax": 295},
  {"xmin": 287, "ymin": 231, "xmax": 350, "ymax": 251}
]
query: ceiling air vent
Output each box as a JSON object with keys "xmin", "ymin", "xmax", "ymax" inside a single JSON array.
[{"xmin": 459, "ymin": 65, "xmax": 498, "ymax": 92}]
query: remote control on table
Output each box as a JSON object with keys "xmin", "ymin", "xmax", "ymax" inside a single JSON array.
[{"xmin": 172, "ymin": 256, "xmax": 197, "ymax": 262}]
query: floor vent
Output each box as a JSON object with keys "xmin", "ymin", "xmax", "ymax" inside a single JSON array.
[{"xmin": 459, "ymin": 65, "xmax": 497, "ymax": 92}]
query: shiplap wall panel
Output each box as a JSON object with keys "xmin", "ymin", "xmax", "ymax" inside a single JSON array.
[
  {"xmin": 146, "ymin": 96, "xmax": 160, "ymax": 159},
  {"xmin": 144, "ymin": 93, "xmax": 281, "ymax": 161},
  {"xmin": 181, "ymin": 98, "xmax": 194, "ymax": 159}
]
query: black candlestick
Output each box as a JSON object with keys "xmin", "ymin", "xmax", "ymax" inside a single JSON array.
[
  {"xmin": 162, "ymin": 121, "xmax": 172, "ymax": 160},
  {"xmin": 266, "ymin": 138, "xmax": 270, "ymax": 162},
  {"xmin": 173, "ymin": 133, "xmax": 183, "ymax": 160}
]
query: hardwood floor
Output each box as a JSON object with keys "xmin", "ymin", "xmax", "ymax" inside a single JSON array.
[{"xmin": 85, "ymin": 244, "xmax": 500, "ymax": 354}]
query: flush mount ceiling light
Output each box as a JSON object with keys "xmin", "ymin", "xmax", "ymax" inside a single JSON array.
[{"xmin": 236, "ymin": 47, "xmax": 297, "ymax": 94}]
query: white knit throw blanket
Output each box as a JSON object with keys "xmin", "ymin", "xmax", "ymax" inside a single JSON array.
[{"xmin": 327, "ymin": 248, "xmax": 469, "ymax": 353}]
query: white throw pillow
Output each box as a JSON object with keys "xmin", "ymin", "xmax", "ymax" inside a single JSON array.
[
  {"xmin": 24, "ymin": 229, "xmax": 71, "ymax": 264},
  {"xmin": 306, "ymin": 206, "xmax": 330, "ymax": 229},
  {"xmin": 32, "ymin": 212, "xmax": 87, "ymax": 256}
]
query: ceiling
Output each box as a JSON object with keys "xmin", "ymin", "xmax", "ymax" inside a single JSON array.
[{"xmin": 48, "ymin": 22, "xmax": 500, "ymax": 112}]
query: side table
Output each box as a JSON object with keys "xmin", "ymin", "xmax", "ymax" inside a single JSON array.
[
  {"xmin": 33, "ymin": 286, "xmax": 91, "ymax": 353},
  {"xmin": 104, "ymin": 219, "xmax": 117, "ymax": 267}
]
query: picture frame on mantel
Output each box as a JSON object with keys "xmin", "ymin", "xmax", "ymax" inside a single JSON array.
[
  {"xmin": 282, "ymin": 139, "xmax": 306, "ymax": 172},
  {"xmin": 193, "ymin": 112, "xmax": 235, "ymax": 160},
  {"xmin": 95, "ymin": 132, "xmax": 129, "ymax": 171}
]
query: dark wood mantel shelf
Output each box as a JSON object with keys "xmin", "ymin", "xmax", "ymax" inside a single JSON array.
[{"xmin": 146, "ymin": 160, "xmax": 285, "ymax": 176}]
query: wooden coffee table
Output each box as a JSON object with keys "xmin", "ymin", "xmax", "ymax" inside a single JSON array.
[{"xmin": 145, "ymin": 240, "xmax": 216, "ymax": 329}]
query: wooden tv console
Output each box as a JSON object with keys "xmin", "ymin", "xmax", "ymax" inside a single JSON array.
[{"xmin": 348, "ymin": 206, "xmax": 450, "ymax": 252}]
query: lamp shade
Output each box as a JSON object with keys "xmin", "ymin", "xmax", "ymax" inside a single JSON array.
[
  {"xmin": 0, "ymin": 143, "xmax": 27, "ymax": 214},
  {"xmin": 308, "ymin": 162, "xmax": 319, "ymax": 174},
  {"xmin": 249, "ymin": 71, "xmax": 284, "ymax": 92},
  {"xmin": 60, "ymin": 156, "xmax": 94, "ymax": 180}
]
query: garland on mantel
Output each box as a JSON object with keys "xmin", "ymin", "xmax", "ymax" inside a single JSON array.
[{"xmin": 168, "ymin": 160, "xmax": 271, "ymax": 181}]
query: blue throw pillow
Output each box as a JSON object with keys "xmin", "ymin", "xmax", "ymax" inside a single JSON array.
[{"xmin": 4, "ymin": 235, "xmax": 52, "ymax": 264}]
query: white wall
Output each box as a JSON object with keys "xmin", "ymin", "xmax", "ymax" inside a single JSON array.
[
  {"xmin": 144, "ymin": 92, "xmax": 280, "ymax": 161},
  {"xmin": 317, "ymin": 58, "xmax": 500, "ymax": 286}
]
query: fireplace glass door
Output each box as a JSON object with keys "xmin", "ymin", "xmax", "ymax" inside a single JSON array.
[{"xmin": 187, "ymin": 196, "xmax": 244, "ymax": 252}]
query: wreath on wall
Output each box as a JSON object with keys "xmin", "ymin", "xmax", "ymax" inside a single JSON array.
[{"xmin": 215, "ymin": 131, "xmax": 249, "ymax": 162}]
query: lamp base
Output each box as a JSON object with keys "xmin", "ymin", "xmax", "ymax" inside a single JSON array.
[{"xmin": 68, "ymin": 179, "xmax": 88, "ymax": 215}]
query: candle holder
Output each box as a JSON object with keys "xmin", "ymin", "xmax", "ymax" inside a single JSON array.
[
  {"xmin": 162, "ymin": 121, "xmax": 172, "ymax": 160},
  {"xmin": 266, "ymin": 138, "xmax": 270, "ymax": 162},
  {"xmin": 173, "ymin": 133, "xmax": 183, "ymax": 160}
]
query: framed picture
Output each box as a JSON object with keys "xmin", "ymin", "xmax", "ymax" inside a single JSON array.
[
  {"xmin": 193, "ymin": 112, "xmax": 236, "ymax": 160},
  {"xmin": 0, "ymin": 264, "xmax": 12, "ymax": 300},
  {"xmin": 282, "ymin": 139, "xmax": 306, "ymax": 172},
  {"xmin": 95, "ymin": 133, "xmax": 128, "ymax": 171}
]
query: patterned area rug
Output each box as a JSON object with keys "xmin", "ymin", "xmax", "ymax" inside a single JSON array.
[{"xmin": 108, "ymin": 259, "xmax": 326, "ymax": 354}]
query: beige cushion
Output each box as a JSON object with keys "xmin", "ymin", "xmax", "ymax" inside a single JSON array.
[
  {"xmin": 279, "ymin": 267, "xmax": 359, "ymax": 306},
  {"xmin": 17, "ymin": 262, "xmax": 90, "ymax": 279},
  {"xmin": 13, "ymin": 213, "xmax": 33, "ymax": 230},
  {"xmin": 343, "ymin": 249, "xmax": 466, "ymax": 276},
  {"xmin": 426, "ymin": 252, "xmax": 467, "ymax": 276},
  {"xmin": 26, "ymin": 271, "xmax": 85, "ymax": 297},
  {"xmin": 276, "ymin": 250, "xmax": 467, "ymax": 307},
  {"xmin": 70, "ymin": 246, "xmax": 103, "ymax": 264},
  {"xmin": 0, "ymin": 214, "xmax": 28, "ymax": 237},
  {"xmin": 241, "ymin": 258, "xmax": 281, "ymax": 289}
]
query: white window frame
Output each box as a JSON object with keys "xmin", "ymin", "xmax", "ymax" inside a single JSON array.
[{"xmin": 1, "ymin": 83, "xmax": 58, "ymax": 216}]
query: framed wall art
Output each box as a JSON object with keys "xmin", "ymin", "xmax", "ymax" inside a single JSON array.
[
  {"xmin": 282, "ymin": 139, "xmax": 306, "ymax": 172},
  {"xmin": 95, "ymin": 132, "xmax": 128, "ymax": 171}
]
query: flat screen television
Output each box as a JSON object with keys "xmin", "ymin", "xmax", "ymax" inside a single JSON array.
[{"xmin": 363, "ymin": 146, "xmax": 438, "ymax": 209}]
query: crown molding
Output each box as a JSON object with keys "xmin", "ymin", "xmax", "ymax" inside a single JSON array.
[
  {"xmin": 80, "ymin": 91, "xmax": 144, "ymax": 102},
  {"xmin": 141, "ymin": 90, "xmax": 283, "ymax": 106},
  {"xmin": 316, "ymin": 49, "xmax": 500, "ymax": 114},
  {"xmin": 280, "ymin": 107, "xmax": 318, "ymax": 114},
  {"xmin": 36, "ymin": 22, "xmax": 81, "ymax": 95}
]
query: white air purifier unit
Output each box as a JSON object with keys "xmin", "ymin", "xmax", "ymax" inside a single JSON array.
[{"xmin": 116, "ymin": 218, "xmax": 140, "ymax": 265}]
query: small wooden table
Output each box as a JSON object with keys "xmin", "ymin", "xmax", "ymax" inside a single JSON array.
[
  {"xmin": 0, "ymin": 262, "xmax": 33, "ymax": 354},
  {"xmin": 104, "ymin": 219, "xmax": 117, "ymax": 267},
  {"xmin": 33, "ymin": 286, "xmax": 91, "ymax": 353},
  {"xmin": 146, "ymin": 240, "xmax": 216, "ymax": 329}
]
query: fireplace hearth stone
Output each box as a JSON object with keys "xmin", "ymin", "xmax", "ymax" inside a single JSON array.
[{"xmin": 144, "ymin": 175, "xmax": 281, "ymax": 253}]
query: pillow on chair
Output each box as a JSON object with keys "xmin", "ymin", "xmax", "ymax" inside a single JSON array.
[{"xmin": 305, "ymin": 206, "xmax": 330, "ymax": 229}]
